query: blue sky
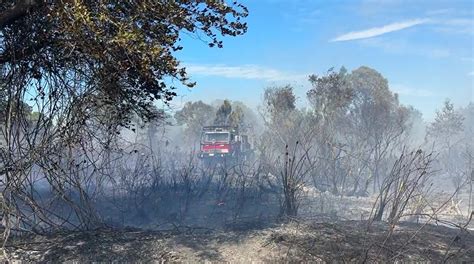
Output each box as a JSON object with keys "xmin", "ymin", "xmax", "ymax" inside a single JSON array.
[{"xmin": 172, "ymin": 0, "xmax": 474, "ymax": 120}]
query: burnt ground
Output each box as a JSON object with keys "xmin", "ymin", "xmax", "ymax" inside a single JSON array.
[{"xmin": 1, "ymin": 219, "xmax": 472, "ymax": 263}]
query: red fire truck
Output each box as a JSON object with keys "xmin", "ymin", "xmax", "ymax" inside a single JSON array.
[{"xmin": 198, "ymin": 126, "xmax": 252, "ymax": 161}]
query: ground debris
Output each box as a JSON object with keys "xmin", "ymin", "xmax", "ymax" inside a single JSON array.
[
  {"xmin": 265, "ymin": 220, "xmax": 473, "ymax": 262},
  {"xmin": 2, "ymin": 220, "xmax": 473, "ymax": 263}
]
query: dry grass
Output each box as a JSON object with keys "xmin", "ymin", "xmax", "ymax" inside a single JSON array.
[{"xmin": 2, "ymin": 219, "xmax": 472, "ymax": 263}]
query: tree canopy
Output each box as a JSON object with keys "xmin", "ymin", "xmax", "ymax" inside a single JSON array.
[
  {"xmin": 0, "ymin": 0, "xmax": 248, "ymax": 124},
  {"xmin": 427, "ymin": 99, "xmax": 464, "ymax": 142},
  {"xmin": 174, "ymin": 100, "xmax": 215, "ymax": 142}
]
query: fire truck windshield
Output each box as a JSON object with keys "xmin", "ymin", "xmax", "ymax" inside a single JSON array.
[{"xmin": 203, "ymin": 132, "xmax": 229, "ymax": 142}]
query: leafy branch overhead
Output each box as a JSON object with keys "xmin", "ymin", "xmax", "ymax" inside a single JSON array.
[{"xmin": 0, "ymin": 0, "xmax": 248, "ymax": 123}]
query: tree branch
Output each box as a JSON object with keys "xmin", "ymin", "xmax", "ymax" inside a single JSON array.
[{"xmin": 0, "ymin": 0, "xmax": 39, "ymax": 29}]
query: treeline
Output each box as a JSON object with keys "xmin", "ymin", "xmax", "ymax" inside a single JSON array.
[{"xmin": 169, "ymin": 66, "xmax": 473, "ymax": 198}]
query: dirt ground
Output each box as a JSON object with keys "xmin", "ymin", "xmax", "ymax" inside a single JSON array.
[{"xmin": 2, "ymin": 219, "xmax": 472, "ymax": 263}]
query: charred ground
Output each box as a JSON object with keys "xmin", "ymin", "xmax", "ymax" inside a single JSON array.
[{"xmin": 3, "ymin": 219, "xmax": 472, "ymax": 263}]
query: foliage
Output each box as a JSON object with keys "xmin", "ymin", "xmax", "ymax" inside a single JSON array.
[
  {"xmin": 307, "ymin": 67, "xmax": 352, "ymax": 123},
  {"xmin": 427, "ymin": 99, "xmax": 464, "ymax": 147},
  {"xmin": 263, "ymin": 85, "xmax": 296, "ymax": 117},
  {"xmin": 174, "ymin": 100, "xmax": 215, "ymax": 143},
  {"xmin": 228, "ymin": 105, "xmax": 244, "ymax": 128},
  {"xmin": 345, "ymin": 67, "xmax": 410, "ymax": 193},
  {"xmin": 0, "ymin": 0, "xmax": 248, "ymax": 237},
  {"xmin": 427, "ymin": 100, "xmax": 469, "ymax": 193},
  {"xmin": 0, "ymin": 0, "xmax": 248, "ymax": 124},
  {"xmin": 214, "ymin": 99, "xmax": 233, "ymax": 126},
  {"xmin": 213, "ymin": 99, "xmax": 247, "ymax": 129}
]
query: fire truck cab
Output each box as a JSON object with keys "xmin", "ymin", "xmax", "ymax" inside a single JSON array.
[{"xmin": 198, "ymin": 126, "xmax": 252, "ymax": 161}]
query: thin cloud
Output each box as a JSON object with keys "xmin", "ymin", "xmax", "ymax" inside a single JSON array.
[
  {"xmin": 331, "ymin": 18, "xmax": 430, "ymax": 42},
  {"xmin": 184, "ymin": 64, "xmax": 309, "ymax": 82},
  {"xmin": 469, "ymin": 71, "xmax": 474, "ymax": 76}
]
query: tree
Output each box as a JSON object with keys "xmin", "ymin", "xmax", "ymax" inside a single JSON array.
[
  {"xmin": 427, "ymin": 100, "xmax": 466, "ymax": 195},
  {"xmin": 307, "ymin": 67, "xmax": 352, "ymax": 194},
  {"xmin": 211, "ymin": 99, "xmax": 260, "ymax": 133},
  {"xmin": 260, "ymin": 85, "xmax": 301, "ymax": 152},
  {"xmin": 214, "ymin": 99, "xmax": 233, "ymax": 126},
  {"xmin": 174, "ymin": 101, "xmax": 215, "ymax": 147},
  {"xmin": 304, "ymin": 66, "xmax": 410, "ymax": 196},
  {"xmin": 0, "ymin": 1, "xmax": 248, "ymax": 234},
  {"xmin": 260, "ymin": 85, "xmax": 301, "ymax": 147},
  {"xmin": 260, "ymin": 85, "xmax": 317, "ymax": 217},
  {"xmin": 231, "ymin": 101, "xmax": 261, "ymax": 132},
  {"xmin": 228, "ymin": 105, "xmax": 245, "ymax": 128},
  {"xmin": 427, "ymin": 99, "xmax": 464, "ymax": 150},
  {"xmin": 212, "ymin": 99, "xmax": 248, "ymax": 129},
  {"xmin": 307, "ymin": 67, "xmax": 352, "ymax": 123},
  {"xmin": 263, "ymin": 85, "xmax": 296, "ymax": 117},
  {"xmin": 346, "ymin": 67, "xmax": 410, "ymax": 194},
  {"xmin": 0, "ymin": 1, "xmax": 248, "ymax": 124}
]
